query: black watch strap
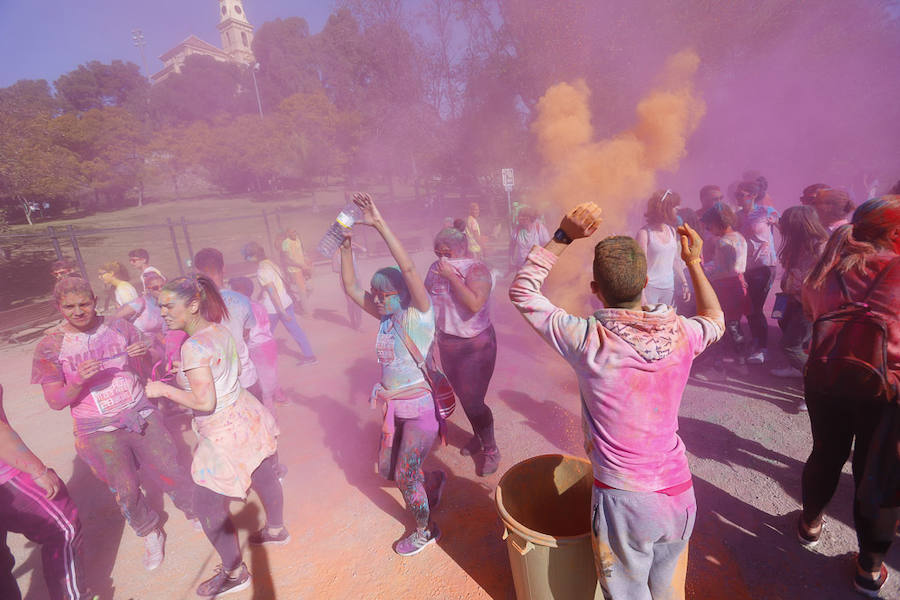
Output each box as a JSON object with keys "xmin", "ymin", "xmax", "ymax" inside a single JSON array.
[{"xmin": 553, "ymin": 228, "xmax": 573, "ymax": 244}]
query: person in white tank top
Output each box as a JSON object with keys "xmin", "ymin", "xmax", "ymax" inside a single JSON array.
[
  {"xmin": 425, "ymin": 226, "xmax": 501, "ymax": 476},
  {"xmin": 636, "ymin": 190, "xmax": 689, "ymax": 307}
]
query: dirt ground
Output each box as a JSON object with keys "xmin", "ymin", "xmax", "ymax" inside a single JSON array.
[{"xmin": 4, "ymin": 204, "xmax": 898, "ymax": 599}]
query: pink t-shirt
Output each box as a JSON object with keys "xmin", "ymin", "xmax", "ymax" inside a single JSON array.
[
  {"xmin": 247, "ymin": 301, "xmax": 275, "ymax": 348},
  {"xmin": 31, "ymin": 318, "xmax": 147, "ymax": 428},
  {"xmin": 424, "ymin": 258, "xmax": 493, "ymax": 338},
  {"xmin": 510, "ymin": 245, "xmax": 724, "ymax": 492}
]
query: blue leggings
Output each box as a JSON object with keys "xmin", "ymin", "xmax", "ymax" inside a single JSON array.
[{"xmin": 268, "ymin": 307, "xmax": 315, "ymax": 358}]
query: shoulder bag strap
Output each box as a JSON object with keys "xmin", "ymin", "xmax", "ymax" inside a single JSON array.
[{"xmin": 390, "ymin": 315, "xmax": 434, "ymax": 387}]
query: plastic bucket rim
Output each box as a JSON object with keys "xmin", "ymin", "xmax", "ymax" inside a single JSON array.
[{"xmin": 495, "ymin": 453, "xmax": 594, "ymax": 549}]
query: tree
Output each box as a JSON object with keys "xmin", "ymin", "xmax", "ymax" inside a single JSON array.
[
  {"xmin": 54, "ymin": 60, "xmax": 149, "ymax": 114},
  {"xmin": 252, "ymin": 17, "xmax": 320, "ymax": 106}
]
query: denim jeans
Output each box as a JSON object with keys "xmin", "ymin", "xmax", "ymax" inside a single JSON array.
[
  {"xmin": 268, "ymin": 306, "xmax": 314, "ymax": 358},
  {"xmin": 744, "ymin": 266, "xmax": 776, "ymax": 351},
  {"xmin": 777, "ymin": 295, "xmax": 811, "ymax": 370}
]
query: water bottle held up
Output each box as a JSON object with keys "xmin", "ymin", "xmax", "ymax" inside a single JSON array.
[{"xmin": 317, "ymin": 202, "xmax": 363, "ymax": 257}]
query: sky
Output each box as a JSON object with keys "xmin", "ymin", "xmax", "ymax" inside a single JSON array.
[{"xmin": 0, "ymin": 0, "xmax": 336, "ymax": 87}]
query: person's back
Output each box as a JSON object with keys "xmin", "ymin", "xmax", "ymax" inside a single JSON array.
[{"xmin": 510, "ymin": 203, "xmax": 724, "ymax": 599}]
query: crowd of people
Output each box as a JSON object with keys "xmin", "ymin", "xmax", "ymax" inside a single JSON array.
[{"xmin": 1, "ymin": 176, "xmax": 898, "ymax": 599}]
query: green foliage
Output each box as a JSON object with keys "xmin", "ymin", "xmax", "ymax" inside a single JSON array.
[{"xmin": 54, "ymin": 60, "xmax": 149, "ymax": 114}]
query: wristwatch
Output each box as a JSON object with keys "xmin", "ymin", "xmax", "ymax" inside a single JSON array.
[{"xmin": 553, "ymin": 228, "xmax": 573, "ymax": 244}]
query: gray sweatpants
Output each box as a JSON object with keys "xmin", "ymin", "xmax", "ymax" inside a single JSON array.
[{"xmin": 591, "ymin": 485, "xmax": 696, "ymax": 600}]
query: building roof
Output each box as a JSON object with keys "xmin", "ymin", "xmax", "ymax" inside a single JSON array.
[{"xmin": 158, "ymin": 34, "xmax": 229, "ymax": 62}]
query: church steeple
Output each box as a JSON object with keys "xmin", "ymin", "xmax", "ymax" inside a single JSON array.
[{"xmin": 217, "ymin": 0, "xmax": 255, "ymax": 64}]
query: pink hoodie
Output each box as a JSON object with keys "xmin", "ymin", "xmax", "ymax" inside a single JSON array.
[{"xmin": 510, "ymin": 246, "xmax": 724, "ymax": 492}]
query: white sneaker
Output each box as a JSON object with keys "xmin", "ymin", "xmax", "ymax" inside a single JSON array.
[
  {"xmin": 143, "ymin": 529, "xmax": 166, "ymax": 571},
  {"xmin": 747, "ymin": 350, "xmax": 766, "ymax": 365},
  {"xmin": 771, "ymin": 366, "xmax": 803, "ymax": 378}
]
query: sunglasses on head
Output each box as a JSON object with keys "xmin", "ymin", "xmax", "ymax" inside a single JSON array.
[{"xmin": 370, "ymin": 289, "xmax": 399, "ymax": 302}]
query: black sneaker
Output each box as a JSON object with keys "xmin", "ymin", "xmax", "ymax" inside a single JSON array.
[
  {"xmin": 249, "ymin": 526, "xmax": 291, "ymax": 546},
  {"xmin": 196, "ymin": 563, "xmax": 251, "ymax": 597}
]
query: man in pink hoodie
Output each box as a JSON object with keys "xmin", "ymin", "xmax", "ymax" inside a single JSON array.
[{"xmin": 510, "ymin": 202, "xmax": 725, "ymax": 599}]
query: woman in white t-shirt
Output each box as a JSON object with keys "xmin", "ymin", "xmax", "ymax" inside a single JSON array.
[
  {"xmin": 241, "ymin": 242, "xmax": 317, "ymax": 365},
  {"xmin": 425, "ymin": 226, "xmax": 500, "ymax": 476},
  {"xmin": 145, "ymin": 274, "xmax": 284, "ymax": 598},
  {"xmin": 636, "ymin": 190, "xmax": 688, "ymax": 306},
  {"xmin": 339, "ymin": 193, "xmax": 445, "ymax": 557},
  {"xmin": 98, "ymin": 261, "xmax": 139, "ymax": 307}
]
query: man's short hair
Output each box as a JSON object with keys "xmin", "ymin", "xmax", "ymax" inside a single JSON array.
[
  {"xmin": 128, "ymin": 248, "xmax": 149, "ymax": 261},
  {"xmin": 194, "ymin": 247, "xmax": 225, "ymax": 274},
  {"xmin": 593, "ymin": 236, "xmax": 647, "ymax": 306}
]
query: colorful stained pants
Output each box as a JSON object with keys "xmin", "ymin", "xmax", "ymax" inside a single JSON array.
[
  {"xmin": 0, "ymin": 472, "xmax": 86, "ymax": 600},
  {"xmin": 74, "ymin": 411, "xmax": 195, "ymax": 537},
  {"xmin": 387, "ymin": 407, "xmax": 439, "ymax": 530},
  {"xmin": 801, "ymin": 386, "xmax": 899, "ymax": 572},
  {"xmin": 268, "ymin": 308, "xmax": 315, "ymax": 359},
  {"xmin": 249, "ymin": 340, "xmax": 281, "ymax": 413},
  {"xmin": 591, "ymin": 485, "xmax": 695, "ymax": 600},
  {"xmin": 437, "ymin": 326, "xmax": 498, "ymax": 449},
  {"xmin": 194, "ymin": 454, "xmax": 284, "ymax": 571}
]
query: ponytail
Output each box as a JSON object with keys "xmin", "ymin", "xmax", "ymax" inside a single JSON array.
[{"xmin": 162, "ymin": 274, "xmax": 230, "ymax": 323}]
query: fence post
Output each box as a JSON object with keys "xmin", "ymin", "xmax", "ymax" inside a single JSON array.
[
  {"xmin": 262, "ymin": 210, "xmax": 275, "ymax": 258},
  {"xmin": 66, "ymin": 225, "xmax": 90, "ymax": 284},
  {"xmin": 180, "ymin": 217, "xmax": 194, "ymax": 266},
  {"xmin": 167, "ymin": 218, "xmax": 185, "ymax": 275},
  {"xmin": 47, "ymin": 226, "xmax": 62, "ymax": 261}
]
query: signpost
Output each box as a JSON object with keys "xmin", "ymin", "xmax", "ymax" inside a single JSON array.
[{"xmin": 502, "ymin": 168, "xmax": 515, "ymax": 237}]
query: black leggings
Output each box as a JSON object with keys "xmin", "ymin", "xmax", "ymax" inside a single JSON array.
[
  {"xmin": 194, "ymin": 454, "xmax": 284, "ymax": 570},
  {"xmin": 438, "ymin": 326, "xmax": 498, "ymax": 449},
  {"xmin": 801, "ymin": 387, "xmax": 899, "ymax": 572}
]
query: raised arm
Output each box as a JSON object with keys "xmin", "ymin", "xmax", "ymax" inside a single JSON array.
[
  {"xmin": 678, "ymin": 223, "xmax": 724, "ymax": 329},
  {"xmin": 340, "ymin": 235, "xmax": 380, "ymax": 318},
  {"xmin": 354, "ymin": 193, "xmax": 430, "ymax": 312}
]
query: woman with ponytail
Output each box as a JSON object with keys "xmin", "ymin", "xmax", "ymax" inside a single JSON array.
[
  {"xmin": 146, "ymin": 274, "xmax": 286, "ymax": 598},
  {"xmin": 798, "ymin": 196, "xmax": 900, "ymax": 596}
]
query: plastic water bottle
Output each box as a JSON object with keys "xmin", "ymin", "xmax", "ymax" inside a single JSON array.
[{"xmin": 317, "ymin": 203, "xmax": 363, "ymax": 257}]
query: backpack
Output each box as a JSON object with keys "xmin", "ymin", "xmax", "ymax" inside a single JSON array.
[{"xmin": 804, "ymin": 257, "xmax": 900, "ymax": 402}]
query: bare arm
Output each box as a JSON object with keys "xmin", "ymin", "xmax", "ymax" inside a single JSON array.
[
  {"xmin": 340, "ymin": 237, "xmax": 380, "ymax": 318},
  {"xmin": 0, "ymin": 386, "xmax": 62, "ymax": 498},
  {"xmin": 354, "ymin": 193, "xmax": 430, "ymax": 313},
  {"xmin": 145, "ymin": 366, "xmax": 217, "ymax": 412},
  {"xmin": 440, "ymin": 261, "xmax": 491, "ymax": 313},
  {"xmin": 678, "ymin": 224, "xmax": 724, "ymax": 327},
  {"xmin": 113, "ymin": 302, "xmax": 138, "ymax": 322}
]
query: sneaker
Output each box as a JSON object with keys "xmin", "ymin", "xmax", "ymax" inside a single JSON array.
[
  {"xmin": 797, "ymin": 515, "xmax": 822, "ymax": 548},
  {"xmin": 854, "ymin": 563, "xmax": 889, "ymax": 597},
  {"xmin": 746, "ymin": 350, "xmax": 766, "ymax": 365},
  {"xmin": 426, "ymin": 470, "xmax": 447, "ymax": 509},
  {"xmin": 479, "ymin": 448, "xmax": 502, "ymax": 477},
  {"xmin": 196, "ymin": 563, "xmax": 251, "ymax": 597},
  {"xmin": 249, "ymin": 526, "xmax": 291, "ymax": 546},
  {"xmin": 190, "ymin": 518, "xmax": 204, "ymax": 532},
  {"xmin": 298, "ymin": 356, "xmax": 319, "ymax": 366},
  {"xmin": 771, "ymin": 366, "xmax": 803, "ymax": 378},
  {"xmin": 798, "ymin": 402, "xmax": 808, "ymax": 412},
  {"xmin": 142, "ymin": 529, "xmax": 166, "ymax": 571},
  {"xmin": 394, "ymin": 523, "xmax": 441, "ymax": 556},
  {"xmin": 460, "ymin": 435, "xmax": 482, "ymax": 457}
]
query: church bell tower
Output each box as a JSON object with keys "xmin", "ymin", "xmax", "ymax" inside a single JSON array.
[{"xmin": 217, "ymin": 0, "xmax": 255, "ymax": 64}]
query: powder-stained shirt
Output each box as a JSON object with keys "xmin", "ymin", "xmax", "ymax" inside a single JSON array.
[
  {"xmin": 376, "ymin": 305, "xmax": 435, "ymax": 391},
  {"xmin": 257, "ymin": 259, "xmax": 293, "ymax": 314},
  {"xmin": 126, "ymin": 294, "xmax": 165, "ymax": 336},
  {"xmin": 31, "ymin": 318, "xmax": 147, "ymax": 432},
  {"xmin": 510, "ymin": 245, "xmax": 724, "ymax": 492},
  {"xmin": 281, "ymin": 237, "xmax": 307, "ymax": 273},
  {"xmin": 425, "ymin": 258, "xmax": 492, "ymax": 338},
  {"xmin": 220, "ymin": 289, "xmax": 258, "ymax": 389},
  {"xmin": 738, "ymin": 205, "xmax": 779, "ymax": 269},
  {"xmin": 176, "ymin": 324, "xmax": 242, "ymax": 414},
  {"xmin": 114, "ymin": 281, "xmax": 139, "ymax": 307},
  {"xmin": 705, "ymin": 230, "xmax": 748, "ymax": 280}
]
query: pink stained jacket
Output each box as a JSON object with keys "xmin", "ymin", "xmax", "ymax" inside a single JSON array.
[{"xmin": 510, "ymin": 245, "xmax": 724, "ymax": 492}]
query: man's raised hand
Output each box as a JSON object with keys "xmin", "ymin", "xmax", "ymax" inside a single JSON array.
[{"xmin": 560, "ymin": 203, "xmax": 603, "ymax": 241}]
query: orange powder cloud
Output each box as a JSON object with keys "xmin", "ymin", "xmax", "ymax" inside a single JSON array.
[{"xmin": 530, "ymin": 49, "xmax": 705, "ymax": 312}]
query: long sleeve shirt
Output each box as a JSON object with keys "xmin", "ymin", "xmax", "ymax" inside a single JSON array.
[{"xmin": 509, "ymin": 245, "xmax": 724, "ymax": 492}]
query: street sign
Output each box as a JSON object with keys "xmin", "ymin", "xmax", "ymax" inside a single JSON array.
[{"xmin": 501, "ymin": 168, "xmax": 514, "ymax": 191}]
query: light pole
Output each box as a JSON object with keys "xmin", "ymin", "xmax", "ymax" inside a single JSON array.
[
  {"xmin": 131, "ymin": 29, "xmax": 149, "ymax": 79},
  {"xmin": 250, "ymin": 62, "xmax": 264, "ymax": 119}
]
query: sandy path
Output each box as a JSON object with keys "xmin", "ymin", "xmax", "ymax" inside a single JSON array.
[{"xmin": 5, "ymin": 247, "xmax": 896, "ymax": 599}]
